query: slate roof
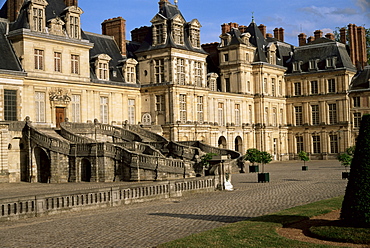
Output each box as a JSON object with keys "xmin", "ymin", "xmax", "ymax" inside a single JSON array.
[
  {"xmin": 350, "ymin": 66, "xmax": 370, "ymax": 90},
  {"xmin": 0, "ymin": 19, "xmax": 23, "ymax": 72}
]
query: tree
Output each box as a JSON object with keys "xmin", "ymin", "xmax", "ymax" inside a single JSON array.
[
  {"xmin": 260, "ymin": 151, "xmax": 272, "ymax": 173},
  {"xmin": 298, "ymin": 151, "xmax": 309, "ymax": 166},
  {"xmin": 341, "ymin": 115, "xmax": 370, "ymax": 227},
  {"xmin": 199, "ymin": 153, "xmax": 217, "ymax": 168},
  {"xmin": 244, "ymin": 148, "xmax": 261, "ymax": 166},
  {"xmin": 337, "ymin": 146, "xmax": 355, "ymax": 172}
]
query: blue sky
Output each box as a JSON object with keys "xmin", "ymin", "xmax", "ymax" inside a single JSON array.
[{"xmin": 1, "ymin": 0, "xmax": 369, "ymax": 46}]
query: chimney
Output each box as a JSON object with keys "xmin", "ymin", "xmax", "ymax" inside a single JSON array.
[
  {"xmin": 221, "ymin": 22, "xmax": 238, "ymax": 34},
  {"xmin": 348, "ymin": 24, "xmax": 357, "ymax": 67},
  {"xmin": 340, "ymin": 27, "xmax": 346, "ymax": 44},
  {"xmin": 279, "ymin": 28, "xmax": 284, "ymax": 42},
  {"xmin": 102, "ymin": 17, "xmax": 126, "ymax": 56},
  {"xmin": 258, "ymin": 24, "xmax": 266, "ymax": 38},
  {"xmin": 325, "ymin": 33, "xmax": 335, "ymax": 41},
  {"xmin": 131, "ymin": 26, "xmax": 151, "ymax": 44},
  {"xmin": 158, "ymin": 0, "xmax": 169, "ymax": 10},
  {"xmin": 307, "ymin": 36, "xmax": 315, "ymax": 43},
  {"xmin": 64, "ymin": 0, "xmax": 78, "ymax": 6},
  {"xmin": 356, "ymin": 26, "xmax": 367, "ymax": 70},
  {"xmin": 266, "ymin": 33, "xmax": 273, "ymax": 38},
  {"xmin": 238, "ymin": 25, "xmax": 247, "ymax": 34},
  {"xmin": 298, "ymin": 33, "xmax": 307, "ymax": 46},
  {"xmin": 273, "ymin": 28, "xmax": 279, "ymax": 40},
  {"xmin": 314, "ymin": 30, "xmax": 323, "ymax": 40},
  {"xmin": 7, "ymin": 0, "xmax": 23, "ymax": 22}
]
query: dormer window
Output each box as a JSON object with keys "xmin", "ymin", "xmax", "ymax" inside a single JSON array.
[
  {"xmin": 309, "ymin": 59, "xmax": 319, "ymax": 71},
  {"xmin": 64, "ymin": 6, "xmax": 83, "ymax": 39},
  {"xmin": 188, "ymin": 19, "xmax": 201, "ymax": 48},
  {"xmin": 154, "ymin": 23, "xmax": 165, "ymax": 45},
  {"xmin": 172, "ymin": 22, "xmax": 184, "ymax": 45},
  {"xmin": 29, "ymin": 0, "xmax": 48, "ymax": 32},
  {"xmin": 123, "ymin": 58, "xmax": 138, "ymax": 83},
  {"xmin": 94, "ymin": 54, "xmax": 111, "ymax": 81},
  {"xmin": 219, "ymin": 33, "xmax": 231, "ymax": 47},
  {"xmin": 267, "ymin": 43, "xmax": 277, "ymax": 65},
  {"xmin": 326, "ymin": 57, "xmax": 337, "ymax": 69},
  {"xmin": 292, "ymin": 61, "xmax": 302, "ymax": 72}
]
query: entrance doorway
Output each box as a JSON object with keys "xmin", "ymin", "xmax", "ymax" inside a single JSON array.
[
  {"xmin": 55, "ymin": 107, "xmax": 65, "ymax": 128},
  {"xmin": 235, "ymin": 136, "xmax": 242, "ymax": 152},
  {"xmin": 81, "ymin": 159, "xmax": 92, "ymax": 182},
  {"xmin": 34, "ymin": 147, "xmax": 51, "ymax": 183},
  {"xmin": 218, "ymin": 136, "xmax": 227, "ymax": 149}
]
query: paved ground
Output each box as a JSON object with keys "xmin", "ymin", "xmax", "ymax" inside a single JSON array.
[{"xmin": 0, "ymin": 160, "xmax": 348, "ymax": 247}]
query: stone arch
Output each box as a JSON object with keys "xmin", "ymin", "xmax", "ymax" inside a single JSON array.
[
  {"xmin": 34, "ymin": 147, "xmax": 51, "ymax": 183},
  {"xmin": 141, "ymin": 113, "xmax": 152, "ymax": 125},
  {"xmin": 218, "ymin": 136, "xmax": 227, "ymax": 149},
  {"xmin": 81, "ymin": 158, "xmax": 92, "ymax": 182},
  {"xmin": 235, "ymin": 136, "xmax": 243, "ymax": 152}
]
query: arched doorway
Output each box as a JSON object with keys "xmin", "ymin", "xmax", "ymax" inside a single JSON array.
[
  {"xmin": 34, "ymin": 147, "xmax": 50, "ymax": 183},
  {"xmin": 218, "ymin": 136, "xmax": 227, "ymax": 149},
  {"xmin": 81, "ymin": 159, "xmax": 92, "ymax": 182},
  {"xmin": 235, "ymin": 136, "xmax": 243, "ymax": 152}
]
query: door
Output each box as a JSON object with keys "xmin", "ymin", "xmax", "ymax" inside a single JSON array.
[{"xmin": 56, "ymin": 107, "xmax": 65, "ymax": 128}]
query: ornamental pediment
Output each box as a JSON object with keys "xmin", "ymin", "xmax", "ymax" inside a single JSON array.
[
  {"xmin": 49, "ymin": 88, "xmax": 71, "ymax": 104},
  {"xmin": 150, "ymin": 14, "xmax": 167, "ymax": 23},
  {"xmin": 189, "ymin": 19, "xmax": 201, "ymax": 28},
  {"xmin": 172, "ymin": 14, "xmax": 185, "ymax": 24},
  {"xmin": 30, "ymin": 0, "xmax": 48, "ymax": 6},
  {"xmin": 92, "ymin": 54, "xmax": 112, "ymax": 61},
  {"xmin": 64, "ymin": 6, "xmax": 83, "ymax": 14}
]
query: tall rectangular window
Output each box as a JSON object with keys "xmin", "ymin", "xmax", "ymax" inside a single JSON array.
[
  {"xmin": 272, "ymin": 107, "xmax": 277, "ymax": 126},
  {"xmin": 235, "ymin": 104, "xmax": 240, "ymax": 126},
  {"xmin": 32, "ymin": 7, "xmax": 43, "ymax": 32},
  {"xmin": 353, "ymin": 97, "xmax": 361, "ymax": 107},
  {"xmin": 197, "ymin": 96, "xmax": 204, "ymax": 123},
  {"xmin": 271, "ymin": 78, "xmax": 276, "ymax": 96},
  {"xmin": 179, "ymin": 94, "xmax": 187, "ymax": 123},
  {"xmin": 177, "ymin": 58, "xmax": 185, "ymax": 85},
  {"xmin": 354, "ymin": 112, "xmax": 362, "ymax": 128},
  {"xmin": 128, "ymin": 99, "xmax": 135, "ymax": 124},
  {"xmin": 311, "ymin": 81, "xmax": 318, "ymax": 94},
  {"xmin": 295, "ymin": 106, "xmax": 303, "ymax": 126},
  {"xmin": 328, "ymin": 79, "xmax": 336, "ymax": 93},
  {"xmin": 330, "ymin": 135, "xmax": 338, "ymax": 153},
  {"xmin": 312, "ymin": 135, "xmax": 321, "ymax": 154},
  {"xmin": 218, "ymin": 102, "xmax": 224, "ymax": 126},
  {"xmin": 70, "ymin": 16, "xmax": 80, "ymax": 39},
  {"xmin": 98, "ymin": 62, "xmax": 109, "ymax": 80},
  {"xmin": 249, "ymin": 105, "xmax": 253, "ymax": 124},
  {"xmin": 35, "ymin": 92, "xmax": 45, "ymax": 122},
  {"xmin": 328, "ymin": 103, "xmax": 337, "ymax": 124},
  {"xmin": 311, "ymin": 105, "xmax": 319, "ymax": 125},
  {"xmin": 194, "ymin": 62, "xmax": 202, "ymax": 86},
  {"xmin": 265, "ymin": 107, "xmax": 269, "ymax": 126},
  {"xmin": 54, "ymin": 52, "xmax": 61, "ymax": 72},
  {"xmin": 71, "ymin": 54, "xmax": 79, "ymax": 74},
  {"xmin": 71, "ymin": 94, "xmax": 80, "ymax": 122},
  {"xmin": 225, "ymin": 78, "xmax": 230, "ymax": 92},
  {"xmin": 126, "ymin": 66, "xmax": 135, "ymax": 83},
  {"xmin": 155, "ymin": 24, "xmax": 164, "ymax": 44},
  {"xmin": 34, "ymin": 49, "xmax": 44, "ymax": 70},
  {"xmin": 156, "ymin": 95, "xmax": 165, "ymax": 112},
  {"xmin": 296, "ymin": 136, "xmax": 304, "ymax": 153},
  {"xmin": 155, "ymin": 59, "xmax": 165, "ymax": 83},
  {"xmin": 294, "ymin": 82, "xmax": 301, "ymax": 96},
  {"xmin": 4, "ymin": 90, "xmax": 17, "ymax": 121},
  {"xmin": 100, "ymin": 96, "xmax": 108, "ymax": 124}
]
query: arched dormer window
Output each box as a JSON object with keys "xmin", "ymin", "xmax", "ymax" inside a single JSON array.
[
  {"xmin": 93, "ymin": 54, "xmax": 111, "ymax": 81},
  {"xmin": 267, "ymin": 43, "xmax": 277, "ymax": 65},
  {"xmin": 29, "ymin": 0, "xmax": 48, "ymax": 32},
  {"xmin": 207, "ymin": 73, "xmax": 219, "ymax": 91},
  {"xmin": 151, "ymin": 15, "xmax": 167, "ymax": 46},
  {"xmin": 219, "ymin": 33, "xmax": 231, "ymax": 47},
  {"xmin": 123, "ymin": 58, "xmax": 138, "ymax": 83},
  {"xmin": 64, "ymin": 6, "xmax": 83, "ymax": 39},
  {"xmin": 188, "ymin": 19, "xmax": 201, "ymax": 48}
]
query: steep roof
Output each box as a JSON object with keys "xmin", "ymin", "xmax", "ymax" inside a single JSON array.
[
  {"xmin": 350, "ymin": 66, "xmax": 370, "ymax": 90},
  {"xmin": 245, "ymin": 22, "xmax": 268, "ymax": 62},
  {"xmin": 0, "ymin": 20, "xmax": 23, "ymax": 71}
]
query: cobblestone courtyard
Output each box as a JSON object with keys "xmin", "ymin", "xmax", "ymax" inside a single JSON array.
[{"xmin": 0, "ymin": 160, "xmax": 347, "ymax": 247}]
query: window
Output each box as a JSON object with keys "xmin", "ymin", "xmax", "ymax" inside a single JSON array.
[
  {"xmin": 309, "ymin": 59, "xmax": 317, "ymax": 70},
  {"xmin": 247, "ymin": 81, "xmax": 251, "ymax": 92},
  {"xmin": 353, "ymin": 97, "xmax": 360, "ymax": 107},
  {"xmin": 98, "ymin": 62, "xmax": 109, "ymax": 80},
  {"xmin": 32, "ymin": 7, "xmax": 44, "ymax": 32},
  {"xmin": 179, "ymin": 94, "xmax": 187, "ymax": 123},
  {"xmin": 265, "ymin": 107, "xmax": 269, "ymax": 126},
  {"xmin": 218, "ymin": 102, "xmax": 224, "ymax": 126},
  {"xmin": 4, "ymin": 90, "xmax": 17, "ymax": 121},
  {"xmin": 293, "ymin": 61, "xmax": 301, "ymax": 72},
  {"xmin": 272, "ymin": 108, "xmax": 277, "ymax": 126},
  {"xmin": 155, "ymin": 59, "xmax": 165, "ymax": 83},
  {"xmin": 35, "ymin": 92, "xmax": 45, "ymax": 122},
  {"xmin": 34, "ymin": 49, "xmax": 44, "ymax": 70},
  {"xmin": 271, "ymin": 78, "xmax": 276, "ymax": 96},
  {"xmin": 246, "ymin": 53, "xmax": 249, "ymax": 62},
  {"xmin": 328, "ymin": 103, "xmax": 337, "ymax": 124},
  {"xmin": 295, "ymin": 106, "xmax": 303, "ymax": 126},
  {"xmin": 279, "ymin": 80, "xmax": 282, "ymax": 95},
  {"xmin": 100, "ymin": 96, "xmax": 108, "ymax": 124},
  {"xmin": 225, "ymin": 78, "xmax": 230, "ymax": 92},
  {"xmin": 71, "ymin": 94, "xmax": 80, "ymax": 122},
  {"xmin": 224, "ymin": 54, "xmax": 229, "ymax": 62},
  {"xmin": 69, "ymin": 16, "xmax": 80, "ymax": 39},
  {"xmin": 249, "ymin": 105, "xmax": 253, "ymax": 124},
  {"xmin": 326, "ymin": 57, "xmax": 336, "ymax": 68},
  {"xmin": 190, "ymin": 27, "xmax": 200, "ymax": 48},
  {"xmin": 54, "ymin": 52, "xmax": 62, "ymax": 72},
  {"xmin": 294, "ymin": 82, "xmax": 301, "ymax": 96},
  {"xmin": 312, "ymin": 135, "xmax": 321, "ymax": 154},
  {"xmin": 194, "ymin": 62, "xmax": 202, "ymax": 87},
  {"xmin": 311, "ymin": 105, "xmax": 319, "ymax": 125},
  {"xmin": 197, "ymin": 96, "xmax": 204, "ymax": 123},
  {"xmin": 264, "ymin": 78, "xmax": 268, "ymax": 94},
  {"xmin": 156, "ymin": 95, "xmax": 165, "ymax": 112},
  {"xmin": 311, "ymin": 81, "xmax": 318, "ymax": 94},
  {"xmin": 71, "ymin": 54, "xmax": 79, "ymax": 74},
  {"xmin": 128, "ymin": 99, "xmax": 135, "ymax": 124},
  {"xmin": 126, "ymin": 66, "xmax": 135, "ymax": 83},
  {"xmin": 328, "ymin": 79, "xmax": 336, "ymax": 93},
  {"xmin": 280, "ymin": 109, "xmax": 284, "ymax": 125},
  {"xmin": 172, "ymin": 23, "xmax": 184, "ymax": 45},
  {"xmin": 177, "ymin": 58, "xmax": 185, "ymax": 85},
  {"xmin": 330, "ymin": 135, "xmax": 338, "ymax": 153},
  {"xmin": 235, "ymin": 104, "xmax": 240, "ymax": 126},
  {"xmin": 154, "ymin": 24, "xmax": 164, "ymax": 45},
  {"xmin": 296, "ymin": 136, "xmax": 304, "ymax": 153},
  {"xmin": 354, "ymin": 112, "xmax": 362, "ymax": 128}
]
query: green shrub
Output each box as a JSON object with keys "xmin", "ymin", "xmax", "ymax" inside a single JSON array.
[{"xmin": 341, "ymin": 114, "xmax": 370, "ymax": 227}]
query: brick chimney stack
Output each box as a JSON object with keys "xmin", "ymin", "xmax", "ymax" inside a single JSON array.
[
  {"xmin": 258, "ymin": 24, "xmax": 266, "ymax": 38},
  {"xmin": 325, "ymin": 33, "xmax": 335, "ymax": 41},
  {"xmin": 340, "ymin": 27, "xmax": 346, "ymax": 44},
  {"xmin": 131, "ymin": 26, "xmax": 151, "ymax": 44},
  {"xmin": 221, "ymin": 22, "xmax": 239, "ymax": 34},
  {"xmin": 279, "ymin": 28, "xmax": 284, "ymax": 42},
  {"xmin": 158, "ymin": 0, "xmax": 169, "ymax": 10},
  {"xmin": 348, "ymin": 24, "xmax": 368, "ymax": 70},
  {"xmin": 238, "ymin": 25, "xmax": 248, "ymax": 33},
  {"xmin": 298, "ymin": 33, "xmax": 307, "ymax": 46},
  {"xmin": 102, "ymin": 17, "xmax": 126, "ymax": 56},
  {"xmin": 266, "ymin": 33, "xmax": 273, "ymax": 38},
  {"xmin": 7, "ymin": 0, "xmax": 23, "ymax": 22},
  {"xmin": 273, "ymin": 28, "xmax": 279, "ymax": 40},
  {"xmin": 307, "ymin": 36, "xmax": 315, "ymax": 43},
  {"xmin": 64, "ymin": 0, "xmax": 78, "ymax": 6},
  {"xmin": 314, "ymin": 30, "xmax": 323, "ymax": 40}
]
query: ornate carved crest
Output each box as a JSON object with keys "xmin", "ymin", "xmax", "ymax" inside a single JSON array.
[{"xmin": 49, "ymin": 88, "xmax": 71, "ymax": 104}]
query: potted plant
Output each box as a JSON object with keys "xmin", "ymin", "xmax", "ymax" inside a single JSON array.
[
  {"xmin": 258, "ymin": 151, "xmax": 272, "ymax": 183},
  {"xmin": 298, "ymin": 151, "xmax": 309, "ymax": 171},
  {"xmin": 337, "ymin": 146, "xmax": 355, "ymax": 179},
  {"xmin": 244, "ymin": 148, "xmax": 260, "ymax": 173}
]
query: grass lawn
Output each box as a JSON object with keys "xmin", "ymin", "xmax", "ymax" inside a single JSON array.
[{"xmin": 158, "ymin": 196, "xmax": 356, "ymax": 248}]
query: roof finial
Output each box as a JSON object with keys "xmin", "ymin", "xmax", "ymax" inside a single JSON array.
[
  {"xmin": 174, "ymin": 0, "xmax": 178, "ymax": 5},
  {"xmin": 252, "ymin": 11, "xmax": 255, "ymax": 23}
]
